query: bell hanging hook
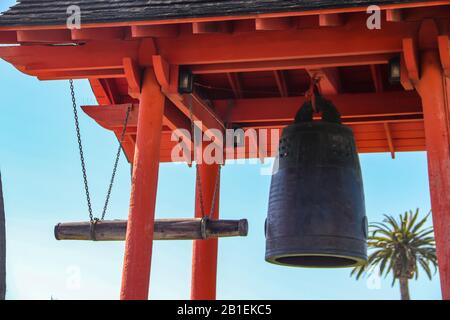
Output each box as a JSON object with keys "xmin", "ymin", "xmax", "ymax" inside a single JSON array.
[{"xmin": 306, "ymin": 74, "xmax": 323, "ymax": 113}]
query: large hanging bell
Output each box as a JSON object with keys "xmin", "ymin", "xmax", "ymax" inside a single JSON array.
[{"xmin": 265, "ymin": 95, "xmax": 368, "ymax": 268}]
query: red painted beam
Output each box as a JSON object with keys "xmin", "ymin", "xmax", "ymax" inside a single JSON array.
[
  {"xmin": 189, "ymin": 54, "xmax": 394, "ymax": 74},
  {"xmin": 71, "ymin": 27, "xmax": 126, "ymax": 41},
  {"xmin": 415, "ymin": 51, "xmax": 450, "ymax": 300},
  {"xmin": 131, "ymin": 25, "xmax": 179, "ymax": 38},
  {"xmin": 191, "ymin": 163, "xmax": 220, "ymax": 300},
  {"xmin": 370, "ymin": 64, "xmax": 384, "ymax": 93},
  {"xmin": 82, "ymin": 102, "xmax": 190, "ymax": 132},
  {"xmin": 82, "ymin": 91, "xmax": 422, "ymax": 129},
  {"xmin": 213, "ymin": 91, "xmax": 422, "ymax": 123},
  {"xmin": 307, "ymin": 68, "xmax": 341, "ymax": 95},
  {"xmin": 36, "ymin": 69, "xmax": 124, "ymax": 80},
  {"xmin": 120, "ymin": 69, "xmax": 165, "ymax": 300},
  {"xmin": 81, "ymin": 91, "xmax": 425, "ymax": 163},
  {"xmin": 16, "ymin": 29, "xmax": 71, "ymax": 43},
  {"xmin": 156, "ymin": 120, "xmax": 426, "ymax": 162},
  {"xmin": 89, "ymin": 79, "xmax": 119, "ymax": 105},
  {"xmin": 226, "ymin": 73, "xmax": 243, "ymax": 99},
  {"xmin": 273, "ymin": 70, "xmax": 289, "ymax": 97},
  {"xmin": 0, "ymin": 40, "xmax": 140, "ymax": 74},
  {"xmin": 163, "ymin": 92, "xmax": 225, "ymax": 140},
  {"xmin": 0, "ymin": 31, "xmax": 17, "ymax": 43},
  {"xmin": 82, "ymin": 104, "xmax": 139, "ymax": 131},
  {"xmin": 1, "ymin": 15, "xmax": 425, "ymax": 78},
  {"xmin": 156, "ymin": 15, "xmax": 418, "ymax": 65},
  {"xmin": 438, "ymin": 35, "xmax": 450, "ymax": 77}
]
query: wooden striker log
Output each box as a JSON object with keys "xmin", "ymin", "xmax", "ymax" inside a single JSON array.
[{"xmin": 55, "ymin": 218, "xmax": 248, "ymax": 241}]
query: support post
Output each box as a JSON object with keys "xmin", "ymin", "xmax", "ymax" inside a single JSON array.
[
  {"xmin": 0, "ymin": 172, "xmax": 6, "ymax": 300},
  {"xmin": 191, "ymin": 163, "xmax": 221, "ymax": 300},
  {"xmin": 415, "ymin": 50, "xmax": 450, "ymax": 300},
  {"xmin": 120, "ymin": 69, "xmax": 165, "ymax": 300}
]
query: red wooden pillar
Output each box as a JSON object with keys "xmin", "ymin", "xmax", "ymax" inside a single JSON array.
[
  {"xmin": 120, "ymin": 69, "xmax": 165, "ymax": 300},
  {"xmin": 191, "ymin": 163, "xmax": 221, "ymax": 300},
  {"xmin": 415, "ymin": 50, "xmax": 450, "ymax": 300}
]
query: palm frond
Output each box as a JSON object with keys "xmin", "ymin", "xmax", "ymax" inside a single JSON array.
[{"xmin": 350, "ymin": 209, "xmax": 437, "ymax": 287}]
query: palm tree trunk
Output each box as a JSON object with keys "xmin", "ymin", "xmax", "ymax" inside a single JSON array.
[
  {"xmin": 0, "ymin": 172, "xmax": 5, "ymax": 300},
  {"xmin": 399, "ymin": 277, "xmax": 410, "ymax": 300}
]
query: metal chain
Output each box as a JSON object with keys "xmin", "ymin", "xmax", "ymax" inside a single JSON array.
[
  {"xmin": 70, "ymin": 80, "xmax": 94, "ymax": 222},
  {"xmin": 195, "ymin": 166, "xmax": 207, "ymax": 218},
  {"xmin": 208, "ymin": 165, "xmax": 221, "ymax": 218},
  {"xmin": 187, "ymin": 95, "xmax": 221, "ymax": 218},
  {"xmin": 69, "ymin": 80, "xmax": 131, "ymax": 222},
  {"xmin": 100, "ymin": 103, "xmax": 131, "ymax": 220}
]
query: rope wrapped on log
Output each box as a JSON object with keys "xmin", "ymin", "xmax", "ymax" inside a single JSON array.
[{"xmin": 54, "ymin": 218, "xmax": 248, "ymax": 241}]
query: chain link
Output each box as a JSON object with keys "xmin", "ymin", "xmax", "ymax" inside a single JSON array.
[
  {"xmin": 101, "ymin": 103, "xmax": 131, "ymax": 220},
  {"xmin": 208, "ymin": 165, "xmax": 221, "ymax": 218},
  {"xmin": 70, "ymin": 80, "xmax": 94, "ymax": 222},
  {"xmin": 69, "ymin": 80, "xmax": 131, "ymax": 222}
]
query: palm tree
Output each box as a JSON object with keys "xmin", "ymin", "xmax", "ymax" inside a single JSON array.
[{"xmin": 351, "ymin": 209, "xmax": 437, "ymax": 300}]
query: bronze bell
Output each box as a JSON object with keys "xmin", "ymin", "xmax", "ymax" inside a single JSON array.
[{"xmin": 265, "ymin": 94, "xmax": 368, "ymax": 268}]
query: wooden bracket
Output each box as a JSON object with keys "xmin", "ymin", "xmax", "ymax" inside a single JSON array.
[
  {"xmin": 123, "ymin": 57, "xmax": 142, "ymax": 99},
  {"xmin": 255, "ymin": 17, "xmax": 293, "ymax": 31},
  {"xmin": 319, "ymin": 14, "xmax": 344, "ymax": 27},
  {"xmin": 152, "ymin": 55, "xmax": 171, "ymax": 90},
  {"xmin": 400, "ymin": 54, "xmax": 414, "ymax": 91},
  {"xmin": 402, "ymin": 38, "xmax": 420, "ymax": 83},
  {"xmin": 402, "ymin": 20, "xmax": 443, "ymax": 86},
  {"xmin": 193, "ymin": 21, "xmax": 232, "ymax": 34},
  {"xmin": 152, "ymin": 55, "xmax": 181, "ymax": 94}
]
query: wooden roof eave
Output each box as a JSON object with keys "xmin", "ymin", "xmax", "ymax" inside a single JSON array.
[{"xmin": 0, "ymin": 0, "xmax": 448, "ymax": 32}]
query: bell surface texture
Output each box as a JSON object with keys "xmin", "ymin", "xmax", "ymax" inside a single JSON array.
[{"xmin": 265, "ymin": 97, "xmax": 368, "ymax": 268}]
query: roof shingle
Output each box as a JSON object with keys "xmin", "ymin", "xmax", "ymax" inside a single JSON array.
[{"xmin": 0, "ymin": 0, "xmax": 431, "ymax": 27}]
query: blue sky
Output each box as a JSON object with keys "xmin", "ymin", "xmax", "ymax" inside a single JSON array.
[{"xmin": 0, "ymin": 0, "xmax": 441, "ymax": 300}]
